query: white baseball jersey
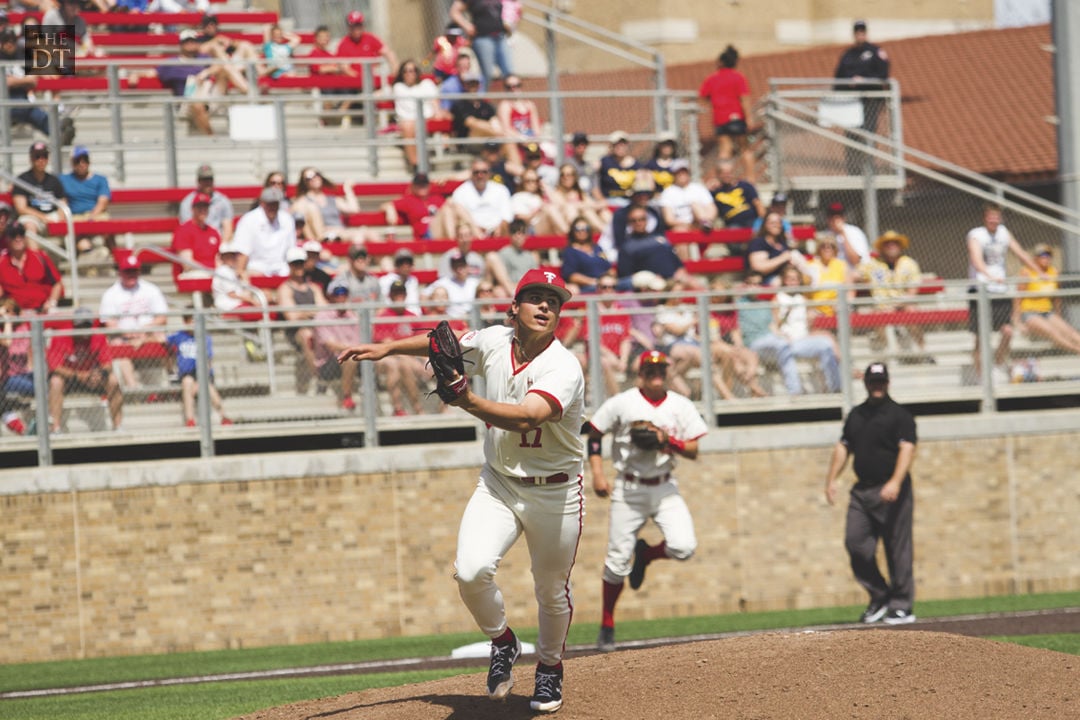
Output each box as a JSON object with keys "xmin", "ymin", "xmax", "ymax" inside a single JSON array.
[
  {"xmin": 589, "ymin": 388, "xmax": 708, "ymax": 479},
  {"xmin": 460, "ymin": 325, "xmax": 585, "ymax": 478},
  {"xmin": 98, "ymin": 279, "xmax": 169, "ymax": 330}
]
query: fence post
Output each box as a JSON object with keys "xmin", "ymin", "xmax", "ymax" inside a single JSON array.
[
  {"xmin": 0, "ymin": 77, "xmax": 10, "ymax": 177},
  {"xmin": 696, "ymin": 295, "xmax": 717, "ymax": 428},
  {"xmin": 106, "ymin": 64, "xmax": 125, "ymax": 183},
  {"xmin": 545, "ymin": 12, "xmax": 564, "ymax": 166},
  {"xmin": 653, "ymin": 52, "xmax": 667, "ymax": 135},
  {"xmin": 194, "ymin": 309, "xmax": 214, "ymax": 458},
  {"xmin": 862, "ymin": 151, "xmax": 879, "ymax": 242},
  {"xmin": 836, "ymin": 287, "xmax": 854, "ymax": 414},
  {"xmin": 30, "ymin": 316, "xmax": 51, "ymax": 467},
  {"xmin": 765, "ymin": 93, "xmax": 782, "ymax": 187},
  {"xmin": 414, "ymin": 97, "xmax": 429, "ymax": 175},
  {"xmin": 274, "ymin": 98, "xmax": 289, "ymax": 180},
  {"xmin": 163, "ymin": 101, "xmax": 178, "ymax": 187},
  {"xmin": 974, "ymin": 283, "xmax": 995, "ymax": 414},
  {"xmin": 358, "ymin": 306, "xmax": 379, "ymax": 447},
  {"xmin": 585, "ymin": 297, "xmax": 603, "ymax": 407},
  {"xmin": 362, "ymin": 64, "xmax": 378, "ymax": 177},
  {"xmin": 47, "ymin": 102, "xmax": 61, "ymax": 168}
]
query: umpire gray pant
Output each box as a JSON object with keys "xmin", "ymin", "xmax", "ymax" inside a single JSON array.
[{"xmin": 844, "ymin": 480, "xmax": 914, "ymax": 611}]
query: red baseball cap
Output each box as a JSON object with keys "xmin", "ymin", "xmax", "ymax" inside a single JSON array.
[
  {"xmin": 192, "ymin": 192, "xmax": 212, "ymax": 206},
  {"xmin": 639, "ymin": 349, "xmax": 670, "ymax": 367},
  {"xmin": 346, "ymin": 10, "xmax": 365, "ymax": 25},
  {"xmin": 118, "ymin": 255, "xmax": 140, "ymax": 272},
  {"xmin": 514, "ymin": 268, "xmax": 572, "ymax": 305}
]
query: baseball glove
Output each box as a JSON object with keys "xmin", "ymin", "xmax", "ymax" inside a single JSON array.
[
  {"xmin": 629, "ymin": 421, "xmax": 665, "ymax": 451},
  {"xmin": 427, "ymin": 320, "xmax": 469, "ymax": 403}
]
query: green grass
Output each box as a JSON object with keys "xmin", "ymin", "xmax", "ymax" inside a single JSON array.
[{"xmin": 3, "ymin": 591, "xmax": 1080, "ymax": 720}]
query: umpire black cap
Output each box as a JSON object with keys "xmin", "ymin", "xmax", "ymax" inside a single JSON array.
[{"xmin": 864, "ymin": 362, "xmax": 889, "ymax": 382}]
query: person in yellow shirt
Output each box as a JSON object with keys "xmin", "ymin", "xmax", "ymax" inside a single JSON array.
[
  {"xmin": 1016, "ymin": 244, "xmax": 1080, "ymax": 356},
  {"xmin": 860, "ymin": 231, "xmax": 930, "ymax": 361},
  {"xmin": 805, "ymin": 234, "xmax": 854, "ymax": 317}
]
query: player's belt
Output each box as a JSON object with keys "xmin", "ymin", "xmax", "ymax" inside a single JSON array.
[
  {"xmin": 623, "ymin": 473, "xmax": 670, "ymax": 486},
  {"xmin": 520, "ymin": 473, "xmax": 570, "ymax": 485}
]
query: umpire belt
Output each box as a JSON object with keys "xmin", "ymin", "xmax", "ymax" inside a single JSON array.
[
  {"xmin": 623, "ymin": 473, "xmax": 670, "ymax": 486},
  {"xmin": 520, "ymin": 473, "xmax": 570, "ymax": 485}
]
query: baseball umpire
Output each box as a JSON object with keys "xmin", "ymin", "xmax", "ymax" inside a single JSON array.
[
  {"xmin": 586, "ymin": 350, "xmax": 707, "ymax": 652},
  {"xmin": 825, "ymin": 362, "xmax": 917, "ymax": 624}
]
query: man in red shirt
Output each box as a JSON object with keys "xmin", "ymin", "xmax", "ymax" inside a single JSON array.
[
  {"xmin": 335, "ymin": 11, "xmax": 399, "ymax": 81},
  {"xmin": 0, "ymin": 223, "xmax": 64, "ymax": 312},
  {"xmin": 170, "ymin": 192, "xmax": 222, "ymax": 281},
  {"xmin": 371, "ymin": 280, "xmax": 427, "ymax": 415},
  {"xmin": 46, "ymin": 307, "xmax": 124, "ymax": 433},
  {"xmin": 380, "ymin": 173, "xmax": 450, "ymax": 240}
]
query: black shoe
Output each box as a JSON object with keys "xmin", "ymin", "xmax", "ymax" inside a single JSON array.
[
  {"xmin": 596, "ymin": 625, "xmax": 615, "ymax": 653},
  {"xmin": 859, "ymin": 602, "xmax": 887, "ymax": 624},
  {"xmin": 530, "ymin": 662, "xmax": 563, "ymax": 713},
  {"xmin": 629, "ymin": 538, "xmax": 649, "ymax": 590},
  {"xmin": 60, "ymin": 117, "xmax": 76, "ymax": 146},
  {"xmin": 882, "ymin": 608, "xmax": 916, "ymax": 625},
  {"xmin": 486, "ymin": 630, "xmax": 521, "ymax": 700}
]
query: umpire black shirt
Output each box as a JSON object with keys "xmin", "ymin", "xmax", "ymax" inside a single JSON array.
[
  {"xmin": 840, "ymin": 396, "xmax": 916, "ymax": 488},
  {"xmin": 833, "ymin": 42, "xmax": 890, "ymax": 91}
]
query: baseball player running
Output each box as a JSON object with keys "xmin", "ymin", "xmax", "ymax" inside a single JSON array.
[
  {"xmin": 338, "ymin": 268, "xmax": 585, "ymax": 713},
  {"xmin": 586, "ymin": 350, "xmax": 707, "ymax": 652}
]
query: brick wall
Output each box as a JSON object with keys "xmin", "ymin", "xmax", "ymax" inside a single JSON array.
[{"xmin": 3, "ymin": 419, "xmax": 1080, "ymax": 663}]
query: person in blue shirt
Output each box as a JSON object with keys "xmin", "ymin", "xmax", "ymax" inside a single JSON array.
[
  {"xmin": 166, "ymin": 314, "xmax": 232, "ymax": 428},
  {"xmin": 60, "ymin": 145, "xmax": 113, "ymax": 260}
]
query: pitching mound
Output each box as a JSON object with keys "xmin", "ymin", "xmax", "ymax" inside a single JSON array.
[{"xmin": 235, "ymin": 630, "xmax": 1079, "ymax": 719}]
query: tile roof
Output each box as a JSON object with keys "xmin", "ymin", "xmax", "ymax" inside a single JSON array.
[{"xmin": 670, "ymin": 24, "xmax": 1057, "ymax": 182}]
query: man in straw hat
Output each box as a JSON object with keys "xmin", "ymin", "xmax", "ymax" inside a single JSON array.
[{"xmin": 860, "ymin": 230, "xmax": 931, "ymax": 361}]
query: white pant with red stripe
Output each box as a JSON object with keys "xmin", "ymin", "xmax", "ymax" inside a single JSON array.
[{"xmin": 454, "ymin": 466, "xmax": 585, "ymax": 667}]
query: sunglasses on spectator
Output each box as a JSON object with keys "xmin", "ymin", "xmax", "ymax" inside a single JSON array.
[
  {"xmin": 269, "ymin": 178, "xmax": 285, "ymax": 185},
  {"xmin": 472, "ymin": 168, "xmax": 489, "ymax": 175},
  {"xmin": 629, "ymin": 215, "xmax": 648, "ymax": 222},
  {"xmin": 598, "ymin": 282, "xmax": 616, "ymax": 290},
  {"xmin": 573, "ymin": 225, "xmax": 590, "ymax": 232},
  {"xmin": 31, "ymin": 152, "xmax": 48, "ymax": 160},
  {"xmin": 560, "ymin": 171, "xmax": 576, "ymax": 178}
]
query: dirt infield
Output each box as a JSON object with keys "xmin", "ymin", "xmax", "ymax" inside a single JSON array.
[{"xmin": 235, "ymin": 611, "xmax": 1080, "ymax": 720}]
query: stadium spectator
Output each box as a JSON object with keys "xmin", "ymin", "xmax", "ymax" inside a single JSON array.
[
  {"xmin": 0, "ymin": 31, "xmax": 72, "ymax": 143},
  {"xmin": 563, "ymin": 276, "xmax": 645, "ymax": 397},
  {"xmin": 170, "ymin": 191, "xmax": 221, "ymax": 281},
  {"xmin": 196, "ymin": 13, "xmax": 258, "ymax": 85},
  {"xmin": 593, "ymin": 131, "xmax": 641, "ymax": 206},
  {"xmin": 450, "ymin": 73, "xmax": 511, "ymax": 155},
  {"xmin": 390, "ymin": 59, "xmax": 448, "ymax": 171},
  {"xmin": 331, "ymin": 245, "xmax": 381, "ymax": 303},
  {"xmin": 211, "ymin": 243, "xmax": 263, "ymax": 322},
  {"xmin": 659, "ymin": 159, "xmax": 717, "ymax": 236},
  {"xmin": 263, "ymin": 24, "xmax": 301, "ymax": 79},
  {"xmin": 43, "ymin": 0, "xmax": 98, "ymax": 58},
  {"xmin": 47, "ymin": 307, "xmax": 124, "ymax": 434},
  {"xmin": 427, "ymin": 252, "xmax": 479, "ymax": 318},
  {"xmin": 560, "ymin": 217, "xmax": 619, "ymax": 295},
  {"xmin": 98, "ymin": 255, "xmax": 170, "ymax": 389},
  {"xmin": 60, "ymin": 145, "xmax": 113, "ymax": 264},
  {"xmin": 157, "ymin": 29, "xmax": 247, "ymax": 135},
  {"xmin": 231, "ymin": 187, "xmax": 295, "ymax": 278},
  {"xmin": 279, "ymin": 247, "xmax": 328, "ymax": 394},
  {"xmin": 437, "ymin": 222, "xmax": 489, "ymax": 279},
  {"xmin": 617, "ymin": 206, "xmax": 700, "ymax": 289},
  {"xmin": 698, "ymin": 45, "xmax": 754, "ymax": 180},
  {"xmin": 291, "ymin": 168, "xmax": 363, "ymax": 243},
  {"xmin": 804, "ymin": 234, "xmax": 855, "ymax": 319},
  {"xmin": 834, "ymin": 20, "xmax": 890, "ymax": 169},
  {"xmin": 709, "ymin": 159, "xmax": 763, "ymax": 255},
  {"xmin": 379, "ymin": 172, "xmax": 452, "ymax": 240},
  {"xmin": 1016, "ymin": 243, "xmax": 1080, "ymax": 358},
  {"xmin": 0, "ymin": 297, "xmax": 32, "ymax": 435},
  {"xmin": 708, "ymin": 277, "xmax": 766, "ymax": 399},
  {"xmin": 550, "ymin": 162, "xmax": 610, "ymax": 234},
  {"xmin": 249, "ymin": 171, "xmax": 291, "ymax": 213},
  {"xmin": 774, "ymin": 263, "xmax": 841, "ymax": 393},
  {"xmin": 307, "ymin": 25, "xmax": 349, "ymax": 124},
  {"xmin": 566, "ymin": 132, "xmax": 596, "ymax": 194},
  {"xmin": 302, "ymin": 240, "xmax": 334, "ymax": 294},
  {"xmin": 746, "ymin": 211, "xmax": 811, "ymax": 286},
  {"xmin": 336, "ymin": 10, "xmax": 399, "ymax": 96},
  {"xmin": 643, "ymin": 133, "xmax": 680, "ymax": 191},
  {"xmin": 450, "ymin": 0, "xmax": 513, "ymax": 88},
  {"xmin": 519, "ymin": 142, "xmax": 559, "ymax": 191},
  {"xmin": 651, "ymin": 280, "xmax": 704, "ymax": 397},
  {"xmin": 736, "ymin": 269, "xmax": 818, "ymax": 397},
  {"xmin": 179, "ymin": 164, "xmax": 234, "ymax": 244},
  {"xmin": 0, "ymin": 223, "xmax": 64, "ymax": 313},
  {"xmin": 0, "ymin": 202, "xmax": 11, "ymax": 252},
  {"xmin": 166, "ymin": 310, "xmax": 232, "ymax": 428},
  {"xmin": 751, "ymin": 191, "xmax": 792, "ymax": 234},
  {"xmin": 371, "ymin": 280, "xmax": 429, "ymax": 416},
  {"xmin": 377, "ymin": 248, "xmax": 422, "ymax": 313},
  {"xmin": 823, "ymin": 201, "xmax": 870, "ymax": 270},
  {"xmin": 12, "ymin": 142, "xmax": 67, "ymax": 250},
  {"xmin": 439, "ymin": 52, "xmax": 475, "ymax": 112},
  {"xmin": 312, "ymin": 284, "xmax": 362, "ymax": 411},
  {"xmin": 600, "ymin": 173, "xmax": 664, "ymax": 262},
  {"xmin": 447, "ymin": 159, "xmax": 514, "ymax": 238},
  {"xmin": 422, "ymin": 284, "xmax": 469, "ymax": 333},
  {"xmin": 478, "ymin": 141, "xmax": 520, "ymax": 194},
  {"xmin": 496, "ymin": 75, "xmax": 540, "ymax": 146},
  {"xmin": 859, "ymin": 231, "xmax": 929, "ymax": 359},
  {"xmin": 495, "ymin": 218, "xmax": 539, "ymax": 289},
  {"xmin": 428, "ymin": 23, "xmax": 469, "ymax": 82},
  {"xmin": 510, "ymin": 169, "xmax": 563, "ymax": 236}
]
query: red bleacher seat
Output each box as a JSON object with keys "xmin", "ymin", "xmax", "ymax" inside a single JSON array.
[{"xmin": 812, "ymin": 307, "xmax": 967, "ymax": 331}]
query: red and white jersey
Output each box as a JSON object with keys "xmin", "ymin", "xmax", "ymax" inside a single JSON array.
[
  {"xmin": 589, "ymin": 388, "xmax": 708, "ymax": 478},
  {"xmin": 460, "ymin": 325, "xmax": 585, "ymax": 479}
]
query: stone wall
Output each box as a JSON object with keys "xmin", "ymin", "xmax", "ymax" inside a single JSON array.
[{"xmin": 2, "ymin": 410, "xmax": 1079, "ymax": 663}]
